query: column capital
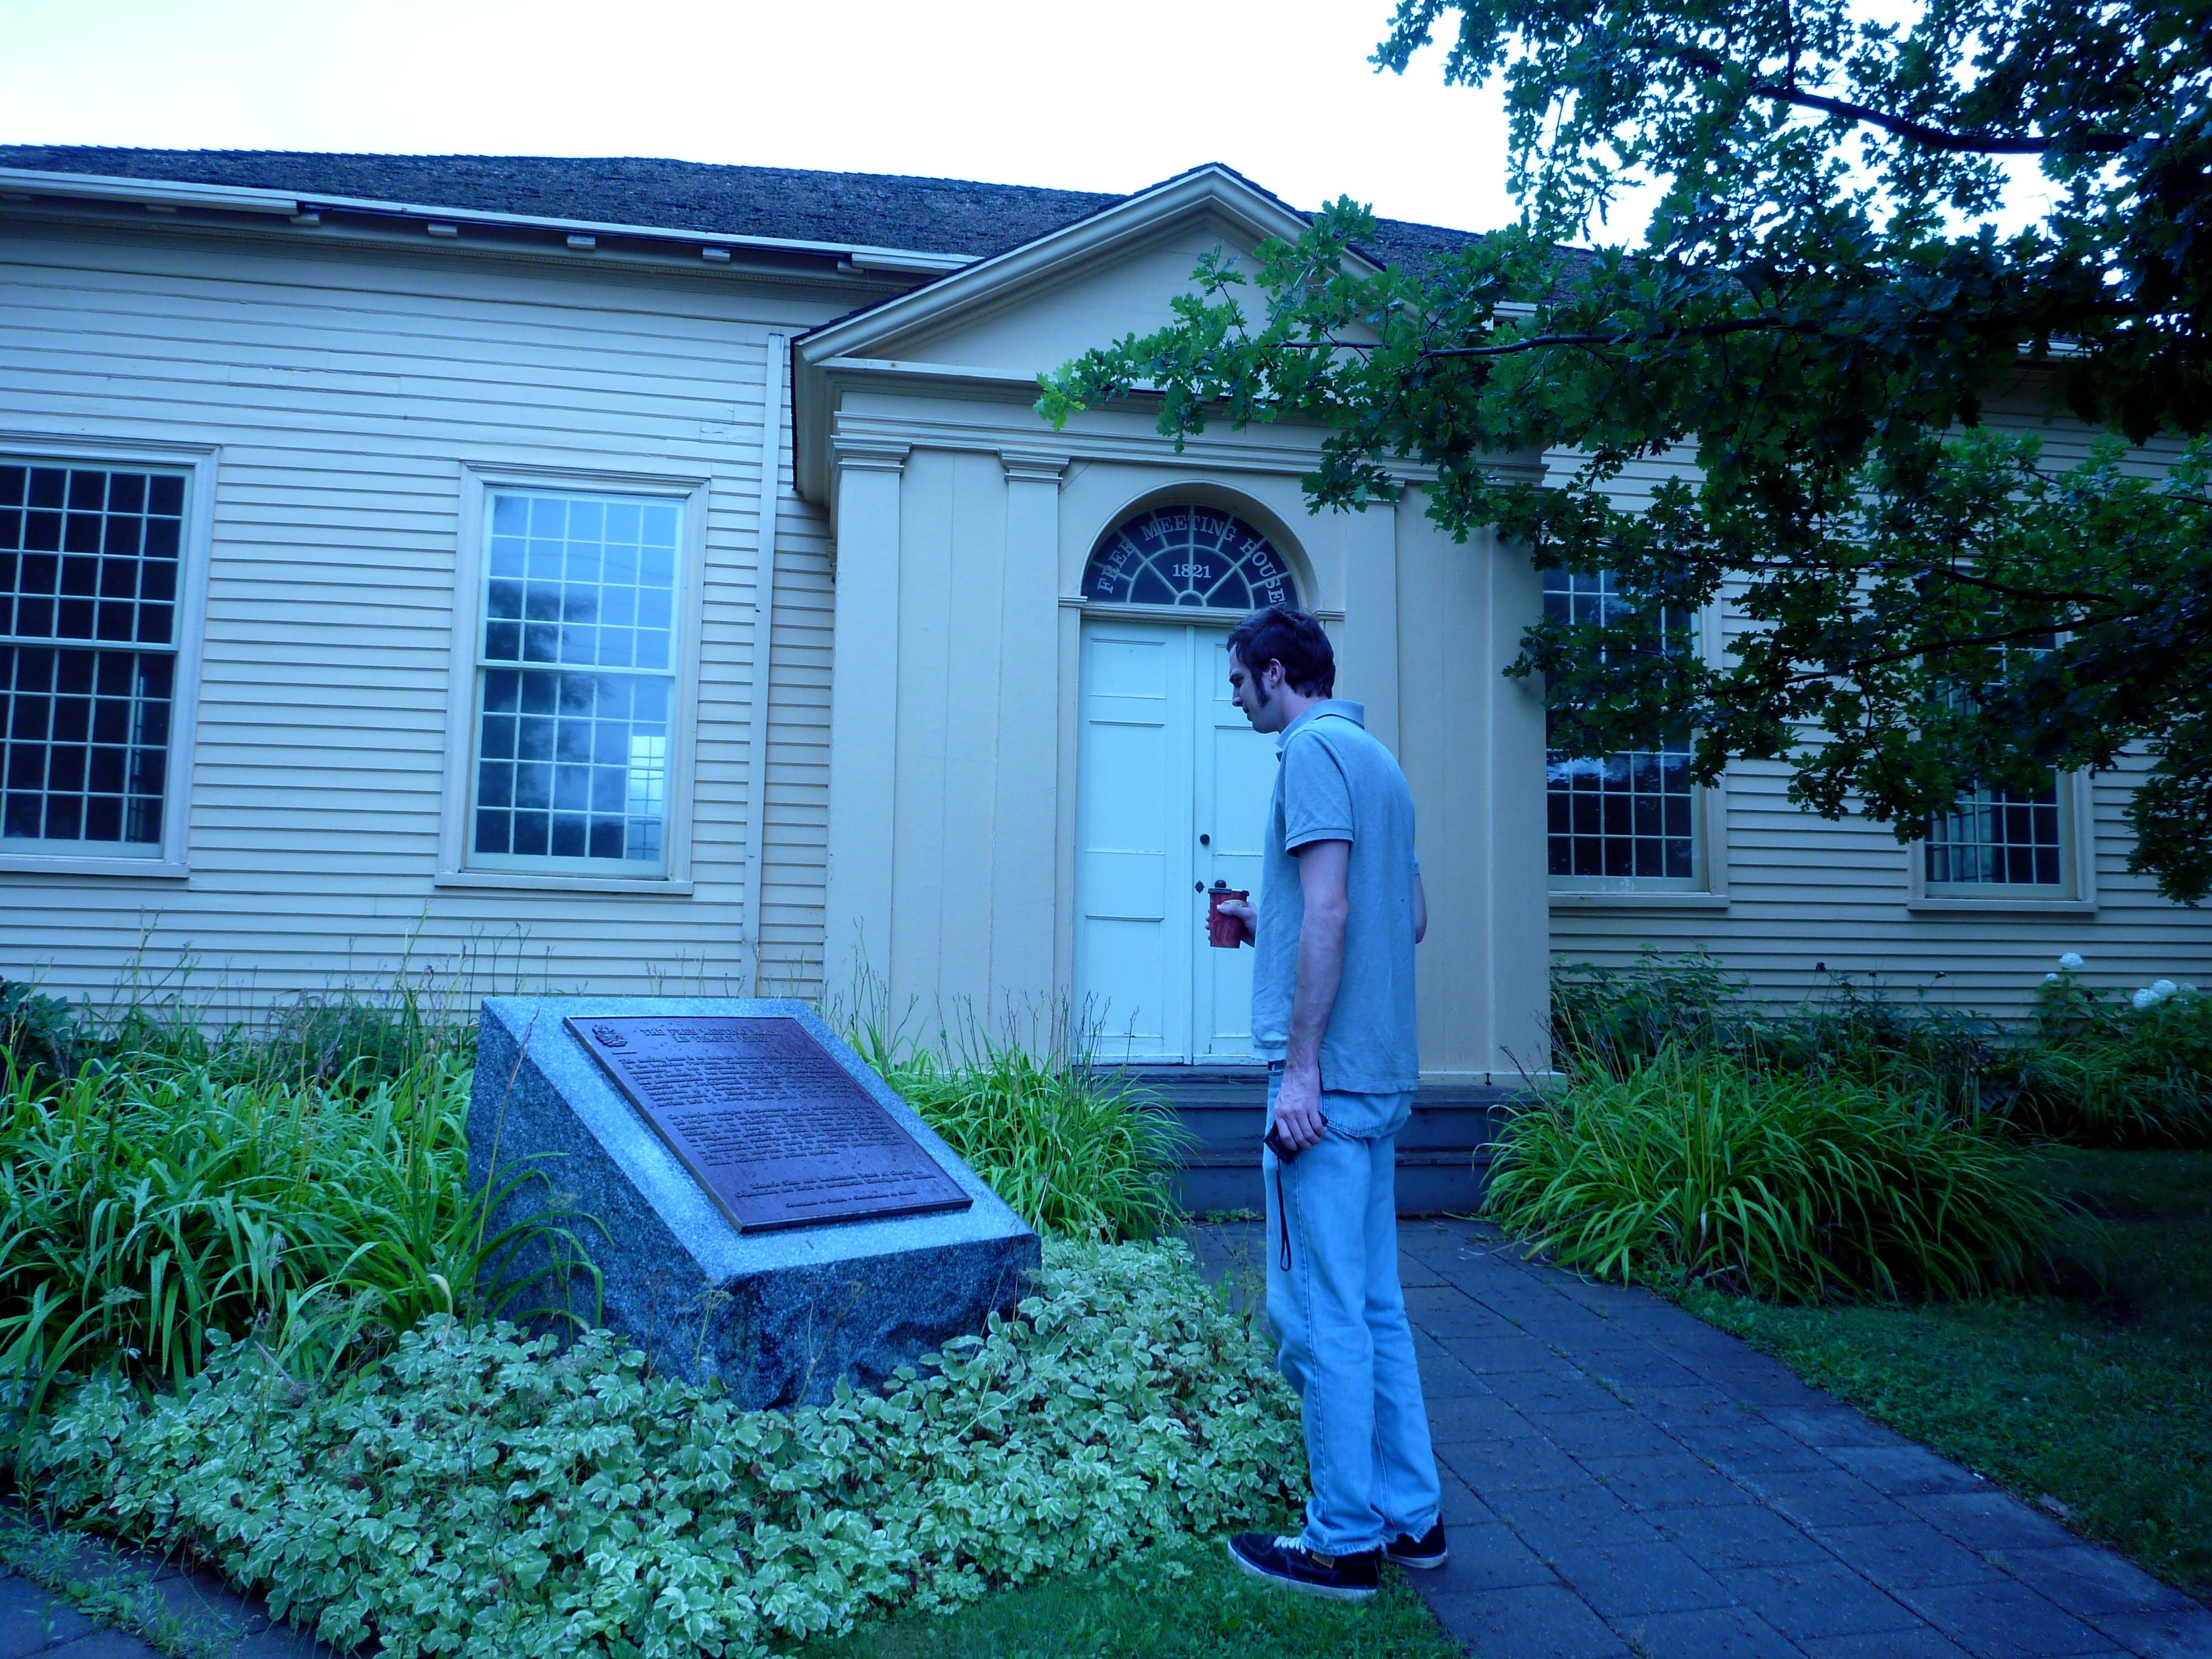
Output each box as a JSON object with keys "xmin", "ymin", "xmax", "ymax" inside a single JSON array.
[
  {"xmin": 998, "ymin": 448, "xmax": 1070, "ymax": 484},
  {"xmin": 833, "ymin": 438, "xmax": 911, "ymax": 474}
]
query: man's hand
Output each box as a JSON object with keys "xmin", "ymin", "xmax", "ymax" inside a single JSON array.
[
  {"xmin": 1271, "ymin": 1061, "xmax": 1328, "ymax": 1152},
  {"xmin": 1216, "ymin": 899, "xmax": 1257, "ymax": 947}
]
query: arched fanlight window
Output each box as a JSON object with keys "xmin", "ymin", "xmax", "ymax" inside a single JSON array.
[{"xmin": 1082, "ymin": 505, "xmax": 1298, "ymax": 611}]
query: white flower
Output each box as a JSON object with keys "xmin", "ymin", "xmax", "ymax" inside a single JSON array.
[
  {"xmin": 2058, "ymin": 952, "xmax": 2085, "ymax": 971},
  {"xmin": 2044, "ymin": 972, "xmax": 2060, "ymax": 983},
  {"xmin": 2133, "ymin": 988, "xmax": 2163, "ymax": 1010},
  {"xmin": 2152, "ymin": 979, "xmax": 2178, "ymax": 996}
]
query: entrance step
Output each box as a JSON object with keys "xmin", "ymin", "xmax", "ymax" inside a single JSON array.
[{"xmin": 1108, "ymin": 1066, "xmax": 1519, "ymax": 1218}]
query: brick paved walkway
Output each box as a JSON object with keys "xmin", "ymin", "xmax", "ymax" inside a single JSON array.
[
  {"xmin": 0, "ymin": 1525, "xmax": 330, "ymax": 1659},
  {"xmin": 1189, "ymin": 1216, "xmax": 2212, "ymax": 1659}
]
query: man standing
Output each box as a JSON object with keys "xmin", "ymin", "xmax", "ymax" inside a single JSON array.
[{"xmin": 1213, "ymin": 603, "xmax": 1444, "ymax": 1601}]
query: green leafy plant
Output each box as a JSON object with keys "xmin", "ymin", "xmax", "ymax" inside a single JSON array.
[
  {"xmin": 0, "ymin": 982, "xmax": 80, "ymax": 1084},
  {"xmin": 2004, "ymin": 972, "xmax": 2212, "ymax": 1145},
  {"xmin": 847, "ymin": 998, "xmax": 1190, "ymax": 1242},
  {"xmin": 19, "ymin": 1240, "xmax": 1303, "ymax": 1659},
  {"xmin": 1486, "ymin": 1050, "xmax": 2060, "ymax": 1301},
  {"xmin": 0, "ymin": 1036, "xmax": 595, "ymax": 1427}
]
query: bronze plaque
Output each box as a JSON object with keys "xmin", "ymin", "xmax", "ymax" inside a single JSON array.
[{"xmin": 566, "ymin": 1015, "xmax": 973, "ymax": 1232}]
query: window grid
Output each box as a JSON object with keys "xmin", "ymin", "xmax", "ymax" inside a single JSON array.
[
  {"xmin": 0, "ymin": 463, "xmax": 184, "ymax": 850},
  {"xmin": 1543, "ymin": 569, "xmax": 1697, "ymax": 883},
  {"xmin": 471, "ymin": 489, "xmax": 680, "ymax": 868},
  {"xmin": 1926, "ymin": 783, "xmax": 2064, "ymax": 886},
  {"xmin": 1082, "ymin": 507, "xmax": 1296, "ymax": 611}
]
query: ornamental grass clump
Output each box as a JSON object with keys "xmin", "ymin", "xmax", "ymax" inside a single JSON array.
[
  {"xmin": 19, "ymin": 1239, "xmax": 1302, "ymax": 1659},
  {"xmin": 0, "ymin": 1035, "xmax": 592, "ymax": 1423},
  {"xmin": 1485, "ymin": 1051, "xmax": 2060, "ymax": 1302},
  {"xmin": 848, "ymin": 1001, "xmax": 1188, "ymax": 1241}
]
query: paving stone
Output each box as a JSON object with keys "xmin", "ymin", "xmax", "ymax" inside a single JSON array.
[
  {"xmin": 1547, "ymin": 1540, "xmax": 1734, "ymax": 1616},
  {"xmin": 1653, "ymin": 1502, "xmax": 1837, "ymax": 1571},
  {"xmin": 1436, "ymin": 1465, "xmax": 1501, "ymax": 1529},
  {"xmin": 1761, "ymin": 1405, "xmax": 1915, "ymax": 1451},
  {"xmin": 2081, "ymin": 1606, "xmax": 2212, "ymax": 1659},
  {"xmin": 1493, "ymin": 1483, "xmax": 1665, "ymax": 1557},
  {"xmin": 1417, "ymin": 1522, "xmax": 1563, "ymax": 1596},
  {"xmin": 1428, "ymin": 1390, "xmax": 1539, "ymax": 1444},
  {"xmin": 1738, "ymin": 1467, "xmax": 1915, "ymax": 1530},
  {"xmin": 1453, "ymin": 1335, "xmax": 1583, "ymax": 1376},
  {"xmin": 1424, "ymin": 1583, "xmax": 1634, "ymax": 1659},
  {"xmin": 1799, "ymin": 1631, "xmax": 1978, "ymax": 1658},
  {"xmin": 43, "ymin": 1636, "xmax": 160, "ymax": 1659},
  {"xmin": 1814, "ymin": 1519, "xmax": 2015, "ymax": 1593},
  {"xmin": 1399, "ymin": 1252, "xmax": 1451, "ymax": 1289},
  {"xmin": 1485, "ymin": 1369, "xmax": 1623, "ymax": 1415},
  {"xmin": 1989, "ymin": 1548, "xmax": 2203, "ymax": 1620},
  {"xmin": 1574, "ymin": 1449, "xmax": 1752, "ymax": 1513},
  {"xmin": 1828, "ymin": 1444, "xmax": 1989, "ymax": 1498},
  {"xmin": 1417, "ymin": 1352, "xmax": 1500, "ymax": 1400},
  {"xmin": 1405, "ymin": 1285, "xmax": 1524, "ymax": 1337},
  {"xmin": 0, "ymin": 1579, "xmax": 99, "ymax": 1658},
  {"xmin": 1670, "ymin": 1417, "xmax": 1840, "ymax": 1477},
  {"xmin": 1716, "ymin": 1558, "xmax": 1924, "ymax": 1641},
  {"xmin": 1605, "ymin": 1603, "xmax": 1812, "ymax": 1658},
  {"xmin": 1437, "ymin": 1433, "xmax": 1592, "ymax": 1496},
  {"xmin": 1525, "ymin": 1406, "xmax": 1689, "ymax": 1460},
  {"xmin": 1899, "ymin": 1579, "xmax": 2128, "ymax": 1657},
  {"xmin": 1905, "ymin": 1491, "xmax": 2084, "ymax": 1554}
]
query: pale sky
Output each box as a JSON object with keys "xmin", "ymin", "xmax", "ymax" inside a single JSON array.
[{"xmin": 0, "ymin": 0, "xmax": 1533, "ymax": 236}]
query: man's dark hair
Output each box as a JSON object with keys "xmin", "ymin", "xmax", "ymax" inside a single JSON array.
[{"xmin": 1227, "ymin": 605, "xmax": 1335, "ymax": 697}]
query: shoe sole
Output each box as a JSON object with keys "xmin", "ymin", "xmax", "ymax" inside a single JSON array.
[
  {"xmin": 1385, "ymin": 1550, "xmax": 1451, "ymax": 1569},
  {"xmin": 1224, "ymin": 1538, "xmax": 1379, "ymax": 1601}
]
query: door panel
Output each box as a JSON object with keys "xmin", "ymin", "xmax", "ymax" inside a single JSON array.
[
  {"xmin": 1075, "ymin": 624, "xmax": 1190, "ymax": 1059},
  {"xmin": 1193, "ymin": 633, "xmax": 1277, "ymax": 1057},
  {"xmin": 1077, "ymin": 620, "xmax": 1277, "ymax": 1065}
]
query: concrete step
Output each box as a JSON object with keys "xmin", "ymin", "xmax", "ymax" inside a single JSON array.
[{"xmin": 1105, "ymin": 1066, "xmax": 1518, "ymax": 1219}]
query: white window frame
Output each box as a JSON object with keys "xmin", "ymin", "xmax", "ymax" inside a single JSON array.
[
  {"xmin": 435, "ymin": 463, "xmax": 709, "ymax": 895},
  {"xmin": 1547, "ymin": 596, "xmax": 1730, "ymax": 911},
  {"xmin": 1908, "ymin": 769, "xmax": 2097, "ymax": 915},
  {"xmin": 0, "ymin": 432, "xmax": 215, "ymax": 880}
]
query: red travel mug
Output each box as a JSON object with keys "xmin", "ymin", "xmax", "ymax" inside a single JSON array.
[{"xmin": 1207, "ymin": 888, "xmax": 1249, "ymax": 948}]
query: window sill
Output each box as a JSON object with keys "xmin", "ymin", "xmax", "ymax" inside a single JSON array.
[
  {"xmin": 434, "ymin": 870, "xmax": 695, "ymax": 897},
  {"xmin": 0, "ymin": 853, "xmax": 187, "ymax": 879},
  {"xmin": 1907, "ymin": 895, "xmax": 2096, "ymax": 916},
  {"xmin": 1551, "ymin": 890, "xmax": 1729, "ymax": 911}
]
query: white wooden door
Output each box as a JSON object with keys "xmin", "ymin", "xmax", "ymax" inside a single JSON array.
[{"xmin": 1075, "ymin": 619, "xmax": 1273, "ymax": 1063}]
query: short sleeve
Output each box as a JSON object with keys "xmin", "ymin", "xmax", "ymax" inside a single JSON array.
[{"xmin": 1281, "ymin": 730, "xmax": 1355, "ymax": 851}]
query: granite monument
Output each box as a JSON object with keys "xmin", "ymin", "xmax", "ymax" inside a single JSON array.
[{"xmin": 468, "ymin": 996, "xmax": 1040, "ymax": 1407}]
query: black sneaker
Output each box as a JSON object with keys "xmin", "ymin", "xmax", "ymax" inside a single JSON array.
[
  {"xmin": 1385, "ymin": 1520, "xmax": 1450, "ymax": 1569},
  {"xmin": 1226, "ymin": 1532, "xmax": 1381, "ymax": 1601}
]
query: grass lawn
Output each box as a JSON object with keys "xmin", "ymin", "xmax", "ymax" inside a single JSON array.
[
  {"xmin": 795, "ymin": 1533, "xmax": 1459, "ymax": 1659},
  {"xmin": 1678, "ymin": 1148, "xmax": 2212, "ymax": 1597}
]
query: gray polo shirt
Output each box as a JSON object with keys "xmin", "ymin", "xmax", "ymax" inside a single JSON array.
[{"xmin": 1249, "ymin": 699, "xmax": 1421, "ymax": 1093}]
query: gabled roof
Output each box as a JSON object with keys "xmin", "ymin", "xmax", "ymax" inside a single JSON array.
[{"xmin": 0, "ymin": 145, "xmax": 1487, "ymax": 272}]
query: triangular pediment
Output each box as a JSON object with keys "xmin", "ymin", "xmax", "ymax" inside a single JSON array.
[
  {"xmin": 800, "ymin": 163, "xmax": 1359, "ymax": 372},
  {"xmin": 792, "ymin": 164, "xmax": 1372, "ymax": 500}
]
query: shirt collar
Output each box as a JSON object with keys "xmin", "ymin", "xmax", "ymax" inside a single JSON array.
[{"xmin": 1276, "ymin": 698, "xmax": 1368, "ymax": 752}]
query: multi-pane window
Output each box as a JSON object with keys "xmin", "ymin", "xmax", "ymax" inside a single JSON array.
[
  {"xmin": 469, "ymin": 489, "xmax": 680, "ymax": 869},
  {"xmin": 0, "ymin": 463, "xmax": 183, "ymax": 851},
  {"xmin": 1926, "ymin": 783, "xmax": 2064, "ymax": 887},
  {"xmin": 1543, "ymin": 569, "xmax": 1698, "ymax": 885}
]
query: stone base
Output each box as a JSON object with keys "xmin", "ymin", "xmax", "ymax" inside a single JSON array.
[{"xmin": 468, "ymin": 995, "xmax": 1041, "ymax": 1408}]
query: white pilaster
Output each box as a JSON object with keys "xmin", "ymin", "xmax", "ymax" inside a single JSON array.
[
  {"xmin": 992, "ymin": 449, "xmax": 1068, "ymax": 1008},
  {"xmin": 824, "ymin": 439, "xmax": 909, "ymax": 995}
]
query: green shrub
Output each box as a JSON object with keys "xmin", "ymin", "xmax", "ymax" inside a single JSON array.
[
  {"xmin": 850, "ymin": 1009, "xmax": 1188, "ymax": 1242},
  {"xmin": 19, "ymin": 1240, "xmax": 1303, "ymax": 1659},
  {"xmin": 0, "ymin": 1042, "xmax": 592, "ymax": 1419},
  {"xmin": 1485, "ymin": 1051, "xmax": 2061, "ymax": 1301},
  {"xmin": 2002, "ymin": 973, "xmax": 2212, "ymax": 1145},
  {"xmin": 1551, "ymin": 951, "xmax": 2212, "ymax": 1146},
  {"xmin": 0, "ymin": 982, "xmax": 80, "ymax": 1083}
]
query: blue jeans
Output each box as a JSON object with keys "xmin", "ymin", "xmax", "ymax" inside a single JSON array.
[{"xmin": 1262, "ymin": 1068, "xmax": 1441, "ymax": 1557}]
